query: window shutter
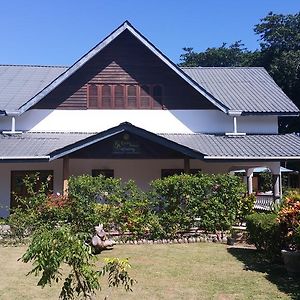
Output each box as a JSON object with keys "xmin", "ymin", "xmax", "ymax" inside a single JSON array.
[
  {"xmin": 102, "ymin": 85, "xmax": 112, "ymax": 108},
  {"xmin": 114, "ymin": 85, "xmax": 125, "ymax": 108},
  {"xmin": 87, "ymin": 84, "xmax": 98, "ymax": 108},
  {"xmin": 127, "ymin": 85, "xmax": 137, "ymax": 108},
  {"xmin": 140, "ymin": 85, "xmax": 151, "ymax": 108}
]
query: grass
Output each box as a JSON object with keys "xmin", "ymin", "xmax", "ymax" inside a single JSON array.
[{"xmin": 0, "ymin": 243, "xmax": 299, "ymax": 300}]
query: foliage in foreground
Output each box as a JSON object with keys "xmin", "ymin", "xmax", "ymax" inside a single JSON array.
[
  {"xmin": 7, "ymin": 172, "xmax": 254, "ymax": 297},
  {"xmin": 149, "ymin": 173, "xmax": 249, "ymax": 237},
  {"xmin": 246, "ymin": 213, "xmax": 284, "ymax": 259},
  {"xmin": 246, "ymin": 189, "xmax": 300, "ymax": 259},
  {"xmin": 8, "ymin": 174, "xmax": 135, "ymax": 299}
]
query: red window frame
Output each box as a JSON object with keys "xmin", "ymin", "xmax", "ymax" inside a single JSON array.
[{"xmin": 87, "ymin": 84, "xmax": 163, "ymax": 109}]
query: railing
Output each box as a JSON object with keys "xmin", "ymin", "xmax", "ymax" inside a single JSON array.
[{"xmin": 254, "ymin": 194, "xmax": 274, "ymax": 211}]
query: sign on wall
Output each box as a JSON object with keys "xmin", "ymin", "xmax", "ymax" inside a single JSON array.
[{"xmin": 112, "ymin": 133, "xmax": 141, "ymax": 154}]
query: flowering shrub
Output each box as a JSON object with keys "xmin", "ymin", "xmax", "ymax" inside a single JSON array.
[
  {"xmin": 44, "ymin": 193, "xmax": 70, "ymax": 208},
  {"xmin": 247, "ymin": 190, "xmax": 300, "ymax": 259},
  {"xmin": 277, "ymin": 190, "xmax": 300, "ymax": 250}
]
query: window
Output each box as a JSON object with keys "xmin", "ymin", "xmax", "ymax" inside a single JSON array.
[
  {"xmin": 92, "ymin": 169, "xmax": 114, "ymax": 178},
  {"xmin": 140, "ymin": 85, "xmax": 151, "ymax": 108},
  {"xmin": 127, "ymin": 85, "xmax": 137, "ymax": 108},
  {"xmin": 87, "ymin": 84, "xmax": 163, "ymax": 109},
  {"xmin": 115, "ymin": 85, "xmax": 125, "ymax": 108},
  {"xmin": 102, "ymin": 85, "xmax": 112, "ymax": 108},
  {"xmin": 87, "ymin": 84, "xmax": 98, "ymax": 108},
  {"xmin": 161, "ymin": 169, "xmax": 201, "ymax": 178},
  {"xmin": 11, "ymin": 170, "xmax": 53, "ymax": 209}
]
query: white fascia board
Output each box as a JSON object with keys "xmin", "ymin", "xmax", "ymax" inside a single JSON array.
[
  {"xmin": 228, "ymin": 110, "xmax": 243, "ymax": 116},
  {"xmin": 49, "ymin": 130, "xmax": 125, "ymax": 161},
  {"xmin": 5, "ymin": 111, "xmax": 21, "ymax": 117},
  {"xmin": 204, "ymin": 156, "xmax": 300, "ymax": 160},
  {"xmin": 0, "ymin": 156, "xmax": 50, "ymax": 160}
]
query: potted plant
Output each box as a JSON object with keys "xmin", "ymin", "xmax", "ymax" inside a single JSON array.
[{"xmin": 277, "ymin": 191, "xmax": 300, "ymax": 274}]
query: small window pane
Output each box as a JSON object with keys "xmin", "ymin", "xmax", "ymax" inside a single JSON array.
[
  {"xmin": 88, "ymin": 84, "xmax": 98, "ymax": 108},
  {"xmin": 92, "ymin": 169, "xmax": 114, "ymax": 178},
  {"xmin": 140, "ymin": 85, "xmax": 151, "ymax": 108},
  {"xmin": 102, "ymin": 85, "xmax": 112, "ymax": 108},
  {"xmin": 127, "ymin": 85, "xmax": 137, "ymax": 108},
  {"xmin": 115, "ymin": 85, "xmax": 125, "ymax": 108}
]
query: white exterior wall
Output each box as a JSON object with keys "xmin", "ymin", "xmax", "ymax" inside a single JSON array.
[
  {"xmin": 0, "ymin": 158, "xmax": 280, "ymax": 217},
  {"xmin": 0, "ymin": 109, "xmax": 278, "ymax": 134}
]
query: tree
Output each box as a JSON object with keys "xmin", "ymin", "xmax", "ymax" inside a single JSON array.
[
  {"xmin": 254, "ymin": 12, "xmax": 300, "ymax": 52},
  {"xmin": 179, "ymin": 12, "xmax": 300, "ymax": 133},
  {"xmin": 179, "ymin": 41, "xmax": 259, "ymax": 67},
  {"xmin": 8, "ymin": 174, "xmax": 135, "ymax": 300},
  {"xmin": 255, "ymin": 12, "xmax": 300, "ymax": 133}
]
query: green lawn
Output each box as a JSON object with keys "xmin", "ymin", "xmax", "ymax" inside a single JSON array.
[{"xmin": 0, "ymin": 243, "xmax": 299, "ymax": 300}]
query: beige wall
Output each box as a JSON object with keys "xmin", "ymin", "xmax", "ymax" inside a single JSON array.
[{"xmin": 0, "ymin": 158, "xmax": 280, "ymax": 217}]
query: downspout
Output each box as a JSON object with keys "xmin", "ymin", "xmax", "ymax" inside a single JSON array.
[
  {"xmin": 2, "ymin": 112, "xmax": 22, "ymax": 134},
  {"xmin": 225, "ymin": 110, "xmax": 246, "ymax": 136}
]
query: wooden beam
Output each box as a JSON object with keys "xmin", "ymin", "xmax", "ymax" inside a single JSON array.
[
  {"xmin": 184, "ymin": 157, "xmax": 190, "ymax": 174},
  {"xmin": 63, "ymin": 157, "xmax": 69, "ymax": 196}
]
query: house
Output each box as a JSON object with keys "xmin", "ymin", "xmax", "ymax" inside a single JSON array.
[{"xmin": 0, "ymin": 21, "xmax": 300, "ymax": 217}]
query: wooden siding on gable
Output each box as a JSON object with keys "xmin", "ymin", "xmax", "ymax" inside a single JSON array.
[{"xmin": 33, "ymin": 30, "xmax": 216, "ymax": 110}]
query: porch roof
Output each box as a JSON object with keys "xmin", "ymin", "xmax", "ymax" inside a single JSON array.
[{"xmin": 0, "ymin": 123, "xmax": 300, "ymax": 162}]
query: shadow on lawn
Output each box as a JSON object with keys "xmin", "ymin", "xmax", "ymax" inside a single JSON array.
[{"xmin": 227, "ymin": 247, "xmax": 300, "ymax": 300}]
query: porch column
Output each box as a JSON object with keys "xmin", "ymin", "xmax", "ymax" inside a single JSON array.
[
  {"xmin": 246, "ymin": 168, "xmax": 255, "ymax": 194},
  {"xmin": 184, "ymin": 157, "xmax": 190, "ymax": 174},
  {"xmin": 272, "ymin": 174, "xmax": 281, "ymax": 202},
  {"xmin": 63, "ymin": 157, "xmax": 69, "ymax": 196},
  {"xmin": 270, "ymin": 164, "xmax": 282, "ymax": 203}
]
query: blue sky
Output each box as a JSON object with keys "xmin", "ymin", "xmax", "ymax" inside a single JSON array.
[{"xmin": 0, "ymin": 0, "xmax": 299, "ymax": 66}]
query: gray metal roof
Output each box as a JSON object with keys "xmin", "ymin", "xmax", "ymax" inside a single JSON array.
[
  {"xmin": 0, "ymin": 22, "xmax": 298, "ymax": 116},
  {"xmin": 182, "ymin": 67, "xmax": 299, "ymax": 114},
  {"xmin": 1, "ymin": 130, "xmax": 300, "ymax": 161},
  {"xmin": 161, "ymin": 133, "xmax": 300, "ymax": 159},
  {"xmin": 0, "ymin": 65, "xmax": 67, "ymax": 113},
  {"xmin": 0, "ymin": 132, "xmax": 92, "ymax": 158}
]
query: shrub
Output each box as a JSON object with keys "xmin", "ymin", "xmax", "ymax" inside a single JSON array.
[
  {"xmin": 148, "ymin": 174, "xmax": 197, "ymax": 237},
  {"xmin": 277, "ymin": 190, "xmax": 300, "ymax": 250},
  {"xmin": 237, "ymin": 193, "xmax": 256, "ymax": 224},
  {"xmin": 69, "ymin": 175, "xmax": 155, "ymax": 239},
  {"xmin": 8, "ymin": 174, "xmax": 135, "ymax": 298},
  {"xmin": 246, "ymin": 212, "xmax": 285, "ymax": 258},
  {"xmin": 149, "ymin": 173, "xmax": 247, "ymax": 237},
  {"xmin": 294, "ymin": 225, "xmax": 300, "ymax": 249}
]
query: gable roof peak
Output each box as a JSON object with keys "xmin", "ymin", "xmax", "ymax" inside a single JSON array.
[{"xmin": 16, "ymin": 21, "xmax": 229, "ymax": 114}]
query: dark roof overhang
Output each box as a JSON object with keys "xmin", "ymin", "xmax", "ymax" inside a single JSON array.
[{"xmin": 49, "ymin": 122, "xmax": 205, "ymax": 161}]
